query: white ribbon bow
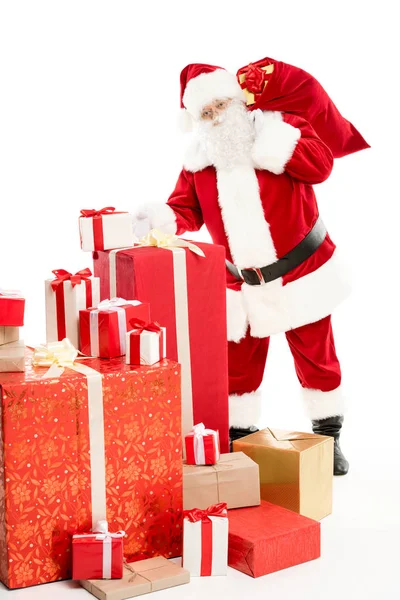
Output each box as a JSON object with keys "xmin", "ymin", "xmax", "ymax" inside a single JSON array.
[
  {"xmin": 0, "ymin": 288, "xmax": 23, "ymax": 298},
  {"xmin": 97, "ymin": 297, "xmax": 141, "ymax": 310}
]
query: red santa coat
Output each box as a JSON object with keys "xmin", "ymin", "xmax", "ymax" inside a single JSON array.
[{"xmin": 158, "ymin": 110, "xmax": 350, "ymax": 342}]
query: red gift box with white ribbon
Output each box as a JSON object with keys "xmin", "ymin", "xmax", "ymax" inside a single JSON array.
[
  {"xmin": 79, "ymin": 298, "xmax": 151, "ymax": 358},
  {"xmin": 185, "ymin": 423, "xmax": 220, "ymax": 466},
  {"xmin": 79, "ymin": 207, "xmax": 134, "ymax": 252},
  {"xmin": 72, "ymin": 520, "xmax": 125, "ymax": 580},
  {"xmin": 45, "ymin": 268, "xmax": 100, "ymax": 350},
  {"xmin": 183, "ymin": 503, "xmax": 228, "ymax": 577},
  {"xmin": 0, "ymin": 289, "xmax": 25, "ymax": 327},
  {"xmin": 126, "ymin": 318, "xmax": 167, "ymax": 366}
]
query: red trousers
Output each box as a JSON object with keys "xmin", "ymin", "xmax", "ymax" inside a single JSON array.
[{"xmin": 228, "ymin": 315, "xmax": 342, "ymax": 426}]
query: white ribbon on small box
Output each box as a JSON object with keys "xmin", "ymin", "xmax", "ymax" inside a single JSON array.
[
  {"xmin": 192, "ymin": 423, "xmax": 220, "ymax": 464},
  {"xmin": 89, "ymin": 297, "xmax": 143, "ymax": 357},
  {"xmin": 73, "ymin": 520, "xmax": 125, "ymax": 579}
]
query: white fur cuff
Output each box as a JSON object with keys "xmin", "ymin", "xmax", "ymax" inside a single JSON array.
[
  {"xmin": 135, "ymin": 203, "xmax": 177, "ymax": 236},
  {"xmin": 229, "ymin": 390, "xmax": 263, "ymax": 428},
  {"xmin": 302, "ymin": 386, "xmax": 345, "ymax": 420},
  {"xmin": 252, "ymin": 111, "xmax": 301, "ymax": 175}
]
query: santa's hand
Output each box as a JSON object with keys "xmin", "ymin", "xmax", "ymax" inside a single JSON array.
[
  {"xmin": 132, "ymin": 207, "xmax": 151, "ymax": 240},
  {"xmin": 252, "ymin": 109, "xmax": 265, "ymax": 136},
  {"xmin": 132, "ymin": 203, "xmax": 177, "ymax": 240}
]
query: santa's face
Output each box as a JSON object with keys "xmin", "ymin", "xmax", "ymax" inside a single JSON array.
[{"xmin": 195, "ymin": 98, "xmax": 255, "ymax": 170}]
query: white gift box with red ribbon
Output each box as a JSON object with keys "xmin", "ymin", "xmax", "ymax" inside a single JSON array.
[
  {"xmin": 79, "ymin": 207, "xmax": 134, "ymax": 252},
  {"xmin": 126, "ymin": 319, "xmax": 167, "ymax": 365}
]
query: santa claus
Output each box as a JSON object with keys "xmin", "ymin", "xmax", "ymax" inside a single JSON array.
[{"xmin": 133, "ymin": 60, "xmax": 369, "ymax": 475}]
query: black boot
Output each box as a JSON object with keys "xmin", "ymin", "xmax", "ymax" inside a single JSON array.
[
  {"xmin": 229, "ymin": 426, "xmax": 259, "ymax": 451},
  {"xmin": 312, "ymin": 415, "xmax": 349, "ymax": 476}
]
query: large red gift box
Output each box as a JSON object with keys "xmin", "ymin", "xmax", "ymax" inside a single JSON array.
[
  {"xmin": 93, "ymin": 242, "xmax": 229, "ymax": 452},
  {"xmin": 79, "ymin": 300, "xmax": 151, "ymax": 358},
  {"xmin": 0, "ymin": 290, "xmax": 25, "ymax": 327},
  {"xmin": 0, "ymin": 350, "xmax": 182, "ymax": 589},
  {"xmin": 228, "ymin": 500, "xmax": 320, "ymax": 577}
]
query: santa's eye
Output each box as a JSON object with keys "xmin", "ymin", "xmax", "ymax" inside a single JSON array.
[{"xmin": 217, "ymin": 102, "xmax": 224, "ymax": 108}]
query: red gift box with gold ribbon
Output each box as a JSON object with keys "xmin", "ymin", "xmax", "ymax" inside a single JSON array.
[{"xmin": 0, "ymin": 347, "xmax": 183, "ymax": 589}]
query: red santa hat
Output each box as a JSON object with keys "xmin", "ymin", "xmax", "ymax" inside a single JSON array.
[{"xmin": 179, "ymin": 63, "xmax": 245, "ymax": 131}]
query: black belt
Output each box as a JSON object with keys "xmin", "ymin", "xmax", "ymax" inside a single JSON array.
[{"xmin": 226, "ymin": 217, "xmax": 327, "ymax": 286}]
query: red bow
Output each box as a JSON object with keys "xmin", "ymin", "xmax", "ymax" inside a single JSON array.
[
  {"xmin": 51, "ymin": 268, "xmax": 92, "ymax": 290},
  {"xmin": 240, "ymin": 63, "xmax": 267, "ymax": 94},
  {"xmin": 80, "ymin": 207, "xmax": 116, "ymax": 218},
  {"xmin": 129, "ymin": 318, "xmax": 162, "ymax": 333},
  {"xmin": 183, "ymin": 503, "xmax": 228, "ymax": 523}
]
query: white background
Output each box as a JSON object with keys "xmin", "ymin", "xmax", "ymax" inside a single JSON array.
[{"xmin": 1, "ymin": 1, "xmax": 399, "ymax": 598}]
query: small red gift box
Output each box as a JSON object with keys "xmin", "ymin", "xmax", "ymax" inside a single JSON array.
[
  {"xmin": 183, "ymin": 503, "xmax": 228, "ymax": 576},
  {"xmin": 185, "ymin": 423, "xmax": 220, "ymax": 465},
  {"xmin": 0, "ymin": 290, "xmax": 25, "ymax": 327},
  {"xmin": 228, "ymin": 500, "xmax": 321, "ymax": 577},
  {"xmin": 126, "ymin": 319, "xmax": 167, "ymax": 365},
  {"xmin": 79, "ymin": 298, "xmax": 150, "ymax": 358},
  {"xmin": 72, "ymin": 521, "xmax": 125, "ymax": 580},
  {"xmin": 79, "ymin": 207, "xmax": 134, "ymax": 252}
]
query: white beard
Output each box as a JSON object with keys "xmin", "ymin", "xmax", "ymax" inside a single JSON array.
[{"xmin": 195, "ymin": 100, "xmax": 255, "ymax": 170}]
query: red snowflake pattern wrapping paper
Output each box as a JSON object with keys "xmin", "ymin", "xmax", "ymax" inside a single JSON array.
[{"xmin": 0, "ymin": 350, "xmax": 182, "ymax": 589}]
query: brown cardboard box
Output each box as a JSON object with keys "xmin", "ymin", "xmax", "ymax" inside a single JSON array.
[
  {"xmin": 80, "ymin": 557, "xmax": 190, "ymax": 600},
  {"xmin": 0, "ymin": 326, "xmax": 19, "ymax": 346},
  {"xmin": 233, "ymin": 428, "xmax": 333, "ymax": 521},
  {"xmin": 183, "ymin": 451, "xmax": 260, "ymax": 510},
  {"xmin": 0, "ymin": 340, "xmax": 25, "ymax": 372}
]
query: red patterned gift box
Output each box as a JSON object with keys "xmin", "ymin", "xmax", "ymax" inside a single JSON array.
[
  {"xmin": 79, "ymin": 299, "xmax": 151, "ymax": 358},
  {"xmin": 93, "ymin": 236, "xmax": 229, "ymax": 453},
  {"xmin": 228, "ymin": 500, "xmax": 321, "ymax": 577},
  {"xmin": 185, "ymin": 423, "xmax": 220, "ymax": 466},
  {"xmin": 0, "ymin": 290, "xmax": 25, "ymax": 327},
  {"xmin": 0, "ymin": 349, "xmax": 182, "ymax": 589}
]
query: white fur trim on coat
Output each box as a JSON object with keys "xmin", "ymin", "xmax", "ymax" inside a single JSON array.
[
  {"xmin": 227, "ymin": 288, "xmax": 248, "ymax": 342},
  {"xmin": 183, "ymin": 69, "xmax": 245, "ymax": 119},
  {"xmin": 216, "ymin": 165, "xmax": 278, "ymax": 269},
  {"xmin": 242, "ymin": 249, "xmax": 351, "ymax": 339},
  {"xmin": 251, "ymin": 111, "xmax": 301, "ymax": 175},
  {"xmin": 302, "ymin": 386, "xmax": 345, "ymax": 420},
  {"xmin": 229, "ymin": 389, "xmax": 263, "ymax": 428},
  {"xmin": 134, "ymin": 203, "xmax": 177, "ymax": 236}
]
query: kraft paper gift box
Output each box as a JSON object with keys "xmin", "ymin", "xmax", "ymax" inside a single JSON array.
[
  {"xmin": 0, "ymin": 326, "xmax": 19, "ymax": 346},
  {"xmin": 183, "ymin": 503, "xmax": 228, "ymax": 577},
  {"xmin": 0, "ymin": 346, "xmax": 182, "ymax": 589},
  {"xmin": 72, "ymin": 521, "xmax": 124, "ymax": 580},
  {"xmin": 0, "ymin": 290, "xmax": 25, "ymax": 326},
  {"xmin": 185, "ymin": 423, "xmax": 220, "ymax": 466},
  {"xmin": 45, "ymin": 268, "xmax": 100, "ymax": 349},
  {"xmin": 228, "ymin": 500, "xmax": 321, "ymax": 578},
  {"xmin": 0, "ymin": 340, "xmax": 25, "ymax": 372},
  {"xmin": 183, "ymin": 452, "xmax": 260, "ymax": 510},
  {"xmin": 80, "ymin": 556, "xmax": 190, "ymax": 600},
  {"xmin": 93, "ymin": 235, "xmax": 229, "ymax": 452},
  {"xmin": 79, "ymin": 208, "xmax": 134, "ymax": 252},
  {"xmin": 80, "ymin": 300, "xmax": 151, "ymax": 358},
  {"xmin": 233, "ymin": 427, "xmax": 334, "ymax": 521},
  {"xmin": 126, "ymin": 320, "xmax": 166, "ymax": 366}
]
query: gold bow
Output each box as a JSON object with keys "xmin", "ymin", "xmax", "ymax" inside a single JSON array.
[
  {"xmin": 32, "ymin": 338, "xmax": 79, "ymax": 367},
  {"xmin": 138, "ymin": 229, "xmax": 205, "ymax": 257}
]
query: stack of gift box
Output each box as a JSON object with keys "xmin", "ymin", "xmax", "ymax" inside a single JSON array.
[
  {"xmin": 0, "ymin": 206, "xmax": 335, "ymax": 598},
  {"xmin": 0, "ymin": 289, "xmax": 25, "ymax": 372}
]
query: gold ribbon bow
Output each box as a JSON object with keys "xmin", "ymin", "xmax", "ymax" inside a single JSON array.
[
  {"xmin": 31, "ymin": 338, "xmax": 90, "ymax": 378},
  {"xmin": 138, "ymin": 229, "xmax": 205, "ymax": 257}
]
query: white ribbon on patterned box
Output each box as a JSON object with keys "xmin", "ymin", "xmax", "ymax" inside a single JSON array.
[
  {"xmin": 89, "ymin": 298, "xmax": 142, "ymax": 357},
  {"xmin": 73, "ymin": 520, "xmax": 125, "ymax": 579},
  {"xmin": 31, "ymin": 339, "xmax": 108, "ymax": 529},
  {"xmin": 192, "ymin": 423, "xmax": 220, "ymax": 465},
  {"xmin": 109, "ymin": 231, "xmax": 205, "ymax": 440}
]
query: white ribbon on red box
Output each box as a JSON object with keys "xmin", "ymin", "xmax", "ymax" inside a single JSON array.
[
  {"xmin": 88, "ymin": 298, "xmax": 143, "ymax": 357},
  {"xmin": 193, "ymin": 423, "xmax": 220, "ymax": 464}
]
